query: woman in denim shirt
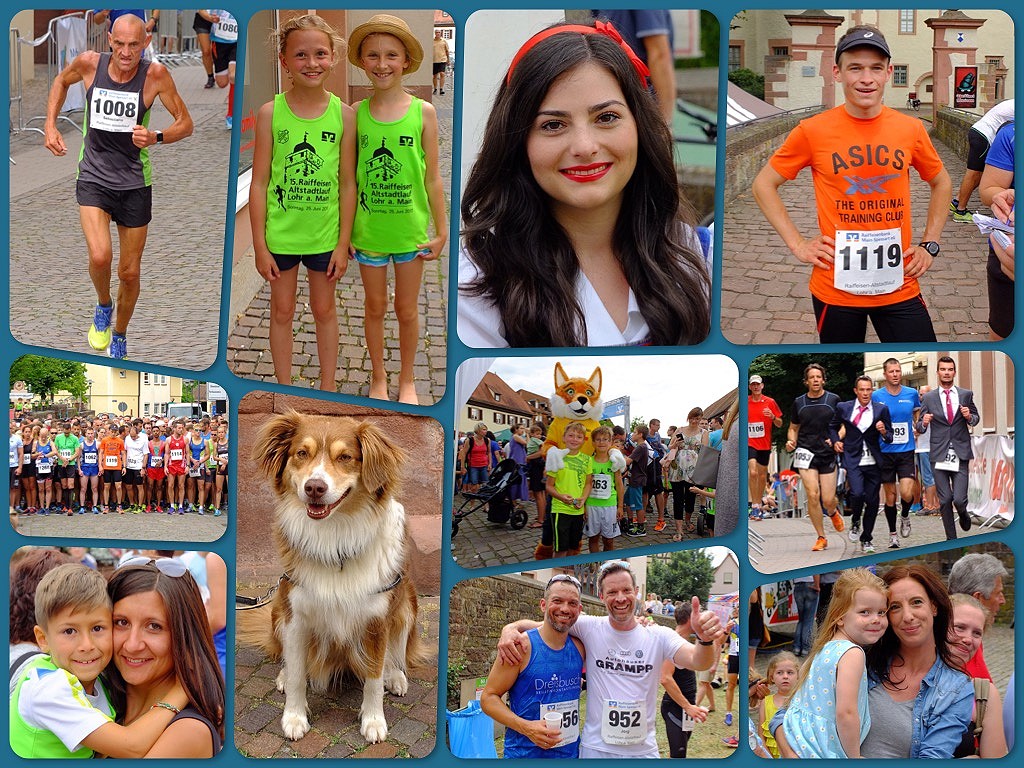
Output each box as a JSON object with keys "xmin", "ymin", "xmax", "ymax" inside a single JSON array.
[
  {"xmin": 859, "ymin": 565, "xmax": 973, "ymax": 758},
  {"xmin": 772, "ymin": 564, "xmax": 973, "ymax": 758}
]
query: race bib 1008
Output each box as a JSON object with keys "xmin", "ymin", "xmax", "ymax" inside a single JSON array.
[
  {"xmin": 90, "ymin": 88, "xmax": 140, "ymax": 133},
  {"xmin": 834, "ymin": 228, "xmax": 903, "ymax": 296}
]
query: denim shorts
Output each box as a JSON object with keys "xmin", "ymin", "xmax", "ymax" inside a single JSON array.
[
  {"xmin": 466, "ymin": 465, "xmax": 489, "ymax": 485},
  {"xmin": 353, "ymin": 249, "xmax": 427, "ymax": 267}
]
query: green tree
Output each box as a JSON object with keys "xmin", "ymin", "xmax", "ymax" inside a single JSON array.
[
  {"xmin": 646, "ymin": 549, "xmax": 715, "ymax": 604},
  {"xmin": 9, "ymin": 355, "xmax": 88, "ymax": 401},
  {"xmin": 181, "ymin": 380, "xmax": 198, "ymax": 403},
  {"xmin": 628, "ymin": 416, "xmax": 647, "ymax": 433},
  {"xmin": 728, "ymin": 68, "xmax": 764, "ymax": 100},
  {"xmin": 749, "ymin": 354, "xmax": 864, "ymax": 449}
]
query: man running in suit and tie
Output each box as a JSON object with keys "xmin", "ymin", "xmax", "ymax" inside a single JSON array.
[
  {"xmin": 829, "ymin": 376, "xmax": 893, "ymax": 553},
  {"xmin": 916, "ymin": 356, "xmax": 981, "ymax": 540}
]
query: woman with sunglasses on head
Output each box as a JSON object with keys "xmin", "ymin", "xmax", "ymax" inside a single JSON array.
[
  {"xmin": 458, "ymin": 21, "xmax": 711, "ymax": 348},
  {"xmin": 105, "ymin": 557, "xmax": 225, "ymax": 756}
]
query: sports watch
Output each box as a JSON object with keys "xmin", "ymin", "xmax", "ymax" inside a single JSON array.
[
  {"xmin": 154, "ymin": 130, "xmax": 164, "ymax": 144},
  {"xmin": 919, "ymin": 241, "xmax": 940, "ymax": 257}
]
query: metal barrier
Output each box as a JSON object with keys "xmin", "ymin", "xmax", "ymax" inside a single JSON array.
[{"xmin": 13, "ymin": 11, "xmax": 92, "ymax": 135}]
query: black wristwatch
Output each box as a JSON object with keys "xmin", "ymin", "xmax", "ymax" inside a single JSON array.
[
  {"xmin": 154, "ymin": 130, "xmax": 164, "ymax": 144},
  {"xmin": 919, "ymin": 241, "xmax": 940, "ymax": 257}
]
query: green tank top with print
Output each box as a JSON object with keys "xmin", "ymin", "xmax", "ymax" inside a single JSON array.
[
  {"xmin": 353, "ymin": 97, "xmax": 429, "ymax": 252},
  {"xmin": 265, "ymin": 93, "xmax": 343, "ymax": 254}
]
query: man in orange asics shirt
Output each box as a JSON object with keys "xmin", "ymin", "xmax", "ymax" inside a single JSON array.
[{"xmin": 753, "ymin": 25, "xmax": 951, "ymax": 344}]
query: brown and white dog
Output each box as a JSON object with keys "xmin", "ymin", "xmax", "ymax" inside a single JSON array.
[{"xmin": 240, "ymin": 411, "xmax": 430, "ymax": 743}]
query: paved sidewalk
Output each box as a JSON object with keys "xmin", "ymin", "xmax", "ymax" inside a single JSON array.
[
  {"xmin": 451, "ymin": 493, "xmax": 716, "ymax": 568},
  {"xmin": 234, "ymin": 595, "xmax": 438, "ymax": 758},
  {"xmin": 10, "ymin": 60, "xmax": 230, "ymax": 369},
  {"xmin": 748, "ymin": 507, "xmax": 994, "ymax": 574},
  {"xmin": 226, "ymin": 91, "xmax": 453, "ymax": 403},
  {"xmin": 11, "ymin": 506, "xmax": 228, "ymax": 541},
  {"xmin": 722, "ymin": 112, "xmax": 993, "ymax": 344}
]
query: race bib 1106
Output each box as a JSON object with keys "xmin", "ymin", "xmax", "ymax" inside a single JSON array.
[{"xmin": 834, "ymin": 228, "xmax": 903, "ymax": 296}]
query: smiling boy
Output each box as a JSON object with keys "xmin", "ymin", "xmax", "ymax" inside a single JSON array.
[
  {"xmin": 10, "ymin": 563, "xmax": 186, "ymax": 757},
  {"xmin": 545, "ymin": 421, "xmax": 593, "ymax": 557},
  {"xmin": 752, "ymin": 25, "xmax": 951, "ymax": 344}
]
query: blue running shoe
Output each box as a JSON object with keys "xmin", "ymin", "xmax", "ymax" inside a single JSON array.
[
  {"xmin": 108, "ymin": 332, "xmax": 127, "ymax": 360},
  {"xmin": 89, "ymin": 303, "xmax": 114, "ymax": 350},
  {"xmin": 225, "ymin": 115, "xmax": 233, "ymax": 129}
]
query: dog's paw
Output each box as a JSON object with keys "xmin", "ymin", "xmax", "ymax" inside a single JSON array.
[
  {"xmin": 281, "ymin": 710, "xmax": 311, "ymax": 741},
  {"xmin": 275, "ymin": 669, "xmax": 286, "ymax": 693},
  {"xmin": 384, "ymin": 669, "xmax": 408, "ymax": 696},
  {"xmin": 360, "ymin": 714, "xmax": 389, "ymax": 743}
]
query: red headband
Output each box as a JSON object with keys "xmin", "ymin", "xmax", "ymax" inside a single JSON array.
[{"xmin": 505, "ymin": 20, "xmax": 651, "ymax": 86}]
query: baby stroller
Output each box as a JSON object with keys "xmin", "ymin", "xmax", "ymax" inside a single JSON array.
[{"xmin": 452, "ymin": 459, "xmax": 528, "ymax": 538}]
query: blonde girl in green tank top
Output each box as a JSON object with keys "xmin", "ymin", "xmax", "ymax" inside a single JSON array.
[
  {"xmin": 347, "ymin": 15, "xmax": 448, "ymax": 405},
  {"xmin": 249, "ymin": 14, "xmax": 356, "ymax": 391}
]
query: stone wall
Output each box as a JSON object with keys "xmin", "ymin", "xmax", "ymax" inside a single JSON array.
[
  {"xmin": 446, "ymin": 575, "xmax": 675, "ymax": 710},
  {"xmin": 932, "ymin": 107, "xmax": 977, "ymax": 161},
  {"xmin": 235, "ymin": 391, "xmax": 444, "ymax": 593},
  {"xmin": 723, "ymin": 107, "xmax": 823, "ymax": 201}
]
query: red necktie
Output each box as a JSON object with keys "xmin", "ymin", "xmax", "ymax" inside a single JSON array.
[
  {"xmin": 945, "ymin": 390, "xmax": 954, "ymax": 423},
  {"xmin": 854, "ymin": 405, "xmax": 868, "ymax": 427}
]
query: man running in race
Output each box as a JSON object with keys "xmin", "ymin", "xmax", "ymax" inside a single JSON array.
[
  {"xmin": 752, "ymin": 25, "xmax": 951, "ymax": 343},
  {"xmin": 53, "ymin": 422, "xmax": 81, "ymax": 514},
  {"xmin": 786, "ymin": 364, "xmax": 843, "ymax": 551},
  {"xmin": 498, "ymin": 561, "xmax": 724, "ymax": 759},
  {"xmin": 747, "ymin": 374, "xmax": 782, "ymax": 519},
  {"xmin": 164, "ymin": 420, "xmax": 188, "ymax": 513},
  {"xmin": 871, "ymin": 357, "xmax": 921, "ymax": 549},
  {"xmin": 43, "ymin": 13, "xmax": 193, "ymax": 360}
]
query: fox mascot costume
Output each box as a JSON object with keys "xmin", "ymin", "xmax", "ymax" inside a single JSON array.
[{"xmin": 536, "ymin": 362, "xmax": 626, "ymax": 559}]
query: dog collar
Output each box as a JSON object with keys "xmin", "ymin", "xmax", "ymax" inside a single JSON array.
[{"xmin": 280, "ymin": 570, "xmax": 403, "ymax": 594}]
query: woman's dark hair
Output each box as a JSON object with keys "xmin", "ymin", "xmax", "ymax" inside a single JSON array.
[
  {"xmin": 10, "ymin": 548, "xmax": 72, "ymax": 644},
  {"xmin": 106, "ymin": 564, "xmax": 225, "ymax": 741},
  {"xmin": 461, "ymin": 23, "xmax": 710, "ymax": 346},
  {"xmin": 867, "ymin": 564, "xmax": 962, "ymax": 687}
]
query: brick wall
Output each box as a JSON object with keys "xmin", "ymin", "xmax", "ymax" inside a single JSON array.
[
  {"xmin": 236, "ymin": 391, "xmax": 443, "ymax": 593},
  {"xmin": 932, "ymin": 107, "xmax": 977, "ymax": 161}
]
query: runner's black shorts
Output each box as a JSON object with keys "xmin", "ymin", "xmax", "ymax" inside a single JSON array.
[
  {"xmin": 192, "ymin": 13, "xmax": 213, "ymax": 34},
  {"xmin": 272, "ymin": 251, "xmax": 333, "ymax": 272},
  {"xmin": 966, "ymin": 127, "xmax": 993, "ymax": 172},
  {"xmin": 797, "ymin": 453, "xmax": 837, "ymax": 474},
  {"xmin": 880, "ymin": 451, "xmax": 917, "ymax": 483},
  {"xmin": 812, "ymin": 294, "xmax": 937, "ymax": 344},
  {"xmin": 748, "ymin": 447, "xmax": 771, "ymax": 465},
  {"xmin": 212, "ymin": 41, "xmax": 237, "ymax": 75},
  {"xmin": 988, "ymin": 248, "xmax": 1014, "ymax": 338},
  {"xmin": 56, "ymin": 465, "xmax": 77, "ymax": 481},
  {"xmin": 103, "ymin": 469, "xmax": 123, "ymax": 484},
  {"xmin": 432, "ymin": 62, "xmax": 446, "ymax": 75},
  {"xmin": 552, "ymin": 510, "xmax": 585, "ymax": 553},
  {"xmin": 77, "ymin": 180, "xmax": 152, "ymax": 228}
]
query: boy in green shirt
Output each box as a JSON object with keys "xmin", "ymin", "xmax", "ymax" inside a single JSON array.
[
  {"xmin": 10, "ymin": 563, "xmax": 187, "ymax": 758},
  {"xmin": 545, "ymin": 422, "xmax": 593, "ymax": 558},
  {"xmin": 583, "ymin": 426, "xmax": 624, "ymax": 552}
]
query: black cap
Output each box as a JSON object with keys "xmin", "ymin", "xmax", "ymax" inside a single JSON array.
[{"xmin": 835, "ymin": 29, "xmax": 891, "ymax": 63}]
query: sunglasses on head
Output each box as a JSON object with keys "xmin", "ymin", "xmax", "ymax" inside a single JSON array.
[
  {"xmin": 546, "ymin": 574, "xmax": 581, "ymax": 589},
  {"xmin": 118, "ymin": 556, "xmax": 187, "ymax": 578}
]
